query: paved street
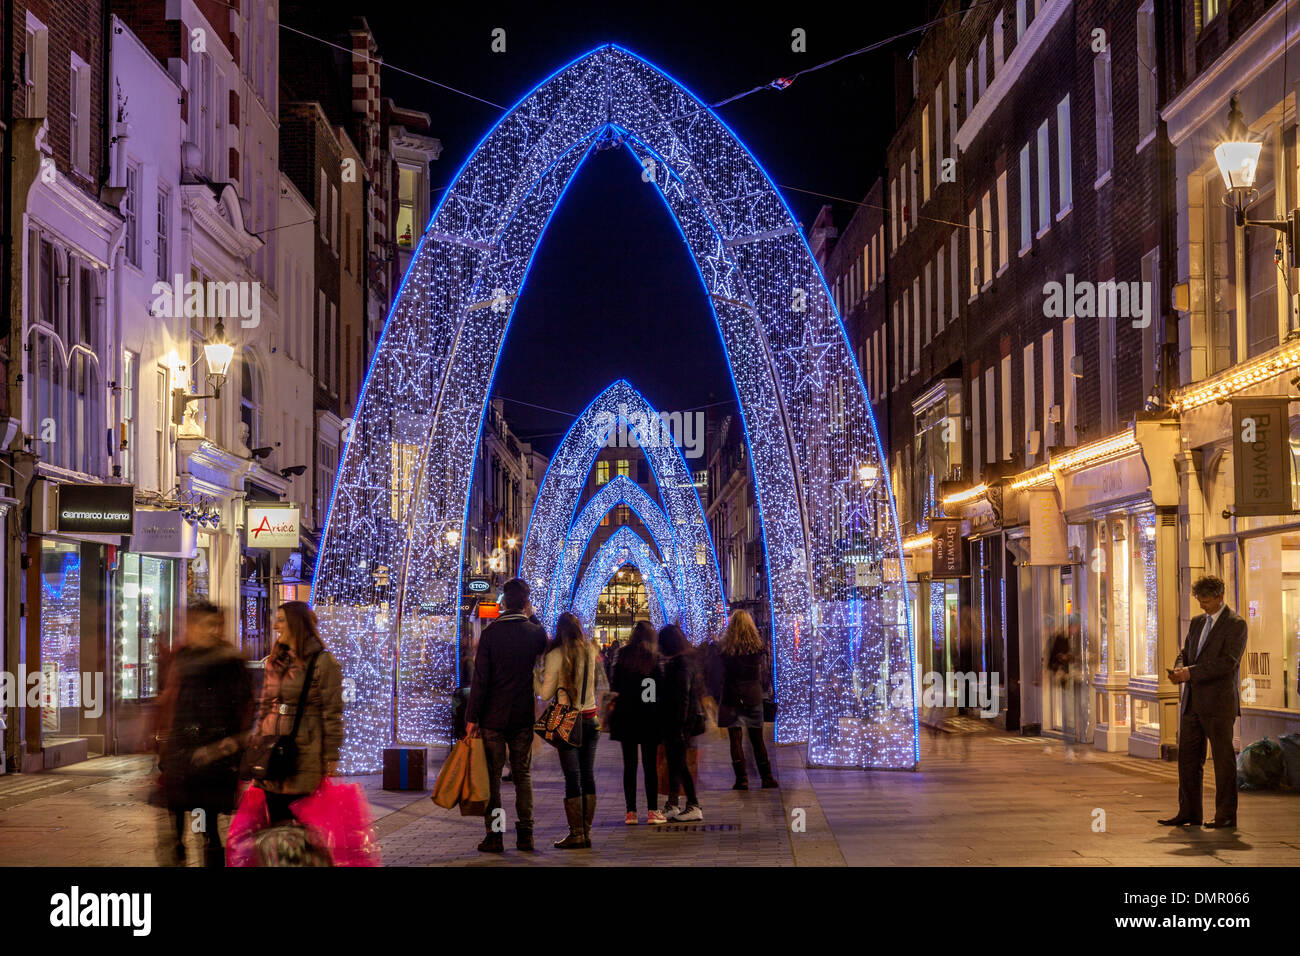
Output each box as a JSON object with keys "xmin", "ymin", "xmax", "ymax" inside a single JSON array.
[{"xmin": 1, "ymin": 721, "xmax": 1296, "ymax": 866}]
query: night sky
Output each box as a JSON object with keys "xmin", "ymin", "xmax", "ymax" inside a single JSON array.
[{"xmin": 310, "ymin": 1, "xmax": 926, "ymax": 453}]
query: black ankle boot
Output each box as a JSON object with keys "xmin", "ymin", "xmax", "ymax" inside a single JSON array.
[{"xmin": 732, "ymin": 760, "xmax": 749, "ymax": 790}]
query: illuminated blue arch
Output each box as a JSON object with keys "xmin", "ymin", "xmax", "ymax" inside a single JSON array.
[
  {"xmin": 314, "ymin": 44, "xmax": 916, "ymax": 771},
  {"xmin": 520, "ymin": 381, "xmax": 723, "ymax": 642},
  {"xmin": 569, "ymin": 525, "xmax": 677, "ymax": 634},
  {"xmin": 556, "ymin": 474, "xmax": 676, "ymax": 614}
]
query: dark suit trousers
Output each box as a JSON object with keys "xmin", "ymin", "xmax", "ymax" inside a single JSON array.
[{"xmin": 1177, "ymin": 711, "xmax": 1237, "ymax": 823}]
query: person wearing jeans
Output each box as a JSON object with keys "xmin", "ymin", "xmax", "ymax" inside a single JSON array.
[
  {"xmin": 466, "ymin": 579, "xmax": 549, "ymax": 853},
  {"xmin": 537, "ymin": 612, "xmax": 601, "ymax": 848}
]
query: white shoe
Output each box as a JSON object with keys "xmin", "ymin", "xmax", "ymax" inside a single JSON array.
[
  {"xmin": 662, "ymin": 802, "xmax": 682, "ymax": 820},
  {"xmin": 675, "ymin": 805, "xmax": 703, "ymax": 822}
]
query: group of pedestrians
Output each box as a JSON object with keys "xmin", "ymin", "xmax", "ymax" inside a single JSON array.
[
  {"xmin": 465, "ymin": 576, "xmax": 778, "ymax": 853},
  {"xmin": 154, "ymin": 599, "xmax": 343, "ymax": 865}
]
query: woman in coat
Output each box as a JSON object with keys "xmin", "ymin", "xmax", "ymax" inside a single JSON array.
[
  {"xmin": 536, "ymin": 612, "xmax": 601, "ymax": 848},
  {"xmin": 251, "ymin": 601, "xmax": 344, "ymax": 823},
  {"xmin": 609, "ymin": 621, "xmax": 663, "ymax": 825},
  {"xmin": 719, "ymin": 610, "xmax": 778, "ymax": 790},
  {"xmin": 657, "ymin": 624, "xmax": 704, "ymax": 822}
]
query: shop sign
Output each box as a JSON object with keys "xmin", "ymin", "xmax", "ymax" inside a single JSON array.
[
  {"xmin": 1231, "ymin": 397, "xmax": 1294, "ymax": 517},
  {"xmin": 132, "ymin": 509, "xmax": 198, "ymax": 558},
  {"xmin": 930, "ymin": 519, "xmax": 966, "ymax": 577},
  {"xmin": 1028, "ymin": 490, "xmax": 1069, "ymax": 565},
  {"xmin": 465, "ymin": 576, "xmax": 491, "ymax": 595},
  {"xmin": 246, "ymin": 505, "xmax": 300, "ymax": 548},
  {"xmin": 57, "ymin": 483, "xmax": 134, "ymax": 535},
  {"xmin": 1059, "ymin": 449, "xmax": 1149, "ymax": 516},
  {"xmin": 477, "ymin": 601, "xmax": 500, "ymax": 619}
]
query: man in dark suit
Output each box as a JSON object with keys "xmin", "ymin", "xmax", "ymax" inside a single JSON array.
[
  {"xmin": 1159, "ymin": 575, "xmax": 1248, "ymax": 830},
  {"xmin": 466, "ymin": 577, "xmax": 548, "ymax": 853}
]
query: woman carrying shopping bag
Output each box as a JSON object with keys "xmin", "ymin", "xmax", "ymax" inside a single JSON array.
[
  {"xmin": 246, "ymin": 601, "xmax": 345, "ymax": 824},
  {"xmin": 536, "ymin": 612, "xmax": 601, "ymax": 849}
]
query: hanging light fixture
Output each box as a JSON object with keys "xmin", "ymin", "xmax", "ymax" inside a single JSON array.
[{"xmin": 202, "ymin": 318, "xmax": 236, "ymax": 395}]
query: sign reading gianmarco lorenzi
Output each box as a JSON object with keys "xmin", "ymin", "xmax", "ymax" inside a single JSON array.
[{"xmin": 57, "ymin": 483, "xmax": 135, "ymax": 535}]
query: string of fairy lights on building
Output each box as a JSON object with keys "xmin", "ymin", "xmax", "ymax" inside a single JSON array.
[{"xmin": 312, "ymin": 44, "xmax": 916, "ymax": 771}]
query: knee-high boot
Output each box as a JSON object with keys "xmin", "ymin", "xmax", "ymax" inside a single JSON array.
[
  {"xmin": 582, "ymin": 794, "xmax": 596, "ymax": 848},
  {"xmin": 554, "ymin": 797, "xmax": 587, "ymax": 849}
]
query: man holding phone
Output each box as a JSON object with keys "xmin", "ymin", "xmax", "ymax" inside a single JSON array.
[{"xmin": 1158, "ymin": 575, "xmax": 1248, "ymax": 830}]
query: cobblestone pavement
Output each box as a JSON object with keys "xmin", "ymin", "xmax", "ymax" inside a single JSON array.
[{"xmin": 0, "ymin": 722, "xmax": 1296, "ymax": 866}]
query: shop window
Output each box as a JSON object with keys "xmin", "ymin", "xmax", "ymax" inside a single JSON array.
[
  {"xmin": 40, "ymin": 540, "xmax": 83, "ymax": 742},
  {"xmin": 396, "ymin": 165, "xmax": 417, "ymax": 249},
  {"xmin": 1131, "ymin": 512, "xmax": 1158, "ymax": 677},
  {"xmin": 116, "ymin": 553, "xmax": 174, "ymax": 701},
  {"xmin": 1241, "ymin": 532, "xmax": 1300, "ymax": 712}
]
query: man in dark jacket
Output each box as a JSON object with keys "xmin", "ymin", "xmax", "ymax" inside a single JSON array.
[
  {"xmin": 158, "ymin": 601, "xmax": 253, "ymax": 866},
  {"xmin": 1159, "ymin": 575, "xmax": 1248, "ymax": 830},
  {"xmin": 466, "ymin": 578, "xmax": 548, "ymax": 852}
]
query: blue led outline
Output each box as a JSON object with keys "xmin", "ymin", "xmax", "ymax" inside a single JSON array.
[
  {"xmin": 609, "ymin": 44, "xmax": 919, "ymax": 760},
  {"xmin": 319, "ymin": 44, "xmax": 916, "ymax": 764},
  {"xmin": 555, "ymin": 474, "xmax": 675, "ymax": 615},
  {"xmin": 571, "ymin": 524, "xmax": 675, "ymax": 628}
]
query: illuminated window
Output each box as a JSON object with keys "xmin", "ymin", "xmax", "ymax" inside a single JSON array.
[
  {"xmin": 616, "ymin": 459, "xmax": 630, "ymax": 477},
  {"xmin": 596, "ymin": 460, "xmax": 609, "ymax": 485}
]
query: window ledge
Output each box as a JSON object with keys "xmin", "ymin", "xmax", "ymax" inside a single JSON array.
[
  {"xmin": 1055, "ymin": 203, "xmax": 1073, "ymax": 222},
  {"xmin": 1135, "ymin": 129, "xmax": 1157, "ymax": 154},
  {"xmin": 1094, "ymin": 169, "xmax": 1113, "ymax": 190},
  {"xmin": 1019, "ymin": 243, "xmax": 1032, "ymax": 258},
  {"xmin": 980, "ymin": 279, "xmax": 993, "ymax": 292},
  {"xmin": 995, "ymin": 262, "xmax": 1009, "ymax": 278},
  {"xmin": 1036, "ymin": 224, "xmax": 1051, "ymax": 240}
]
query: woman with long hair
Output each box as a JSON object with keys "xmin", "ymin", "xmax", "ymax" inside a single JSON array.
[
  {"xmin": 536, "ymin": 612, "xmax": 601, "ymax": 848},
  {"xmin": 719, "ymin": 610, "xmax": 778, "ymax": 790},
  {"xmin": 609, "ymin": 620, "xmax": 663, "ymax": 824},
  {"xmin": 251, "ymin": 601, "xmax": 345, "ymax": 823},
  {"xmin": 657, "ymin": 624, "xmax": 704, "ymax": 822}
]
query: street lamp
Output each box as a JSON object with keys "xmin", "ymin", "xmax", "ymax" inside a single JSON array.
[
  {"xmin": 171, "ymin": 318, "xmax": 237, "ymax": 424},
  {"xmin": 507, "ymin": 536, "xmax": 518, "ymax": 549},
  {"xmin": 1215, "ymin": 96, "xmax": 1295, "ymax": 251}
]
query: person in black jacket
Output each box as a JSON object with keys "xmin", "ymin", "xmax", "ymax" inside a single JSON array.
[
  {"xmin": 719, "ymin": 610, "xmax": 778, "ymax": 790},
  {"xmin": 609, "ymin": 621, "xmax": 663, "ymax": 824},
  {"xmin": 658, "ymin": 624, "xmax": 704, "ymax": 822},
  {"xmin": 465, "ymin": 578, "xmax": 548, "ymax": 853},
  {"xmin": 1160, "ymin": 575, "xmax": 1249, "ymax": 830},
  {"xmin": 157, "ymin": 601, "xmax": 253, "ymax": 866}
]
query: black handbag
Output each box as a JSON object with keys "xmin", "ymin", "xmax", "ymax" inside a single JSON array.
[
  {"xmin": 535, "ymin": 651, "xmax": 589, "ymax": 749},
  {"xmin": 244, "ymin": 652, "xmax": 319, "ymax": 782}
]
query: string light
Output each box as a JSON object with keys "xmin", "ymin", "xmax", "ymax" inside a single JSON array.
[
  {"xmin": 521, "ymin": 381, "xmax": 724, "ymax": 643},
  {"xmin": 313, "ymin": 45, "xmax": 916, "ymax": 771},
  {"xmin": 570, "ymin": 525, "xmax": 678, "ymax": 633}
]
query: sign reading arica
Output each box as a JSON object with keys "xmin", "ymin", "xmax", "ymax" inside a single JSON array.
[
  {"xmin": 58, "ymin": 483, "xmax": 134, "ymax": 535},
  {"xmin": 1231, "ymin": 397, "xmax": 1293, "ymax": 517},
  {"xmin": 246, "ymin": 505, "xmax": 301, "ymax": 548}
]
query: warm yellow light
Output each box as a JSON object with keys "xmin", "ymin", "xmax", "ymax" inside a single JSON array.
[
  {"xmin": 902, "ymin": 533, "xmax": 933, "ymax": 552},
  {"xmin": 507, "ymin": 536, "xmax": 518, "ymax": 549},
  {"xmin": 1010, "ymin": 467, "xmax": 1054, "ymax": 491},
  {"xmin": 1050, "ymin": 428, "xmax": 1137, "ymax": 471},
  {"xmin": 941, "ymin": 483, "xmax": 988, "ymax": 508},
  {"xmin": 858, "ymin": 463, "xmax": 880, "ymax": 483},
  {"xmin": 445, "ymin": 529, "xmax": 460, "ymax": 546}
]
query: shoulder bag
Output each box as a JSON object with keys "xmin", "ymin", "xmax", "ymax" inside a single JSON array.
[
  {"xmin": 243, "ymin": 651, "xmax": 319, "ymax": 782},
  {"xmin": 535, "ymin": 649, "xmax": 589, "ymax": 749}
]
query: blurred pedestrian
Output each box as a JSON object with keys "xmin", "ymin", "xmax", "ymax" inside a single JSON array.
[
  {"xmin": 719, "ymin": 610, "xmax": 778, "ymax": 790},
  {"xmin": 610, "ymin": 620, "xmax": 662, "ymax": 824},
  {"xmin": 658, "ymin": 624, "xmax": 704, "ymax": 822},
  {"xmin": 157, "ymin": 600, "xmax": 253, "ymax": 866},
  {"xmin": 250, "ymin": 601, "xmax": 344, "ymax": 826},
  {"xmin": 537, "ymin": 612, "xmax": 601, "ymax": 848},
  {"xmin": 465, "ymin": 577, "xmax": 548, "ymax": 852}
]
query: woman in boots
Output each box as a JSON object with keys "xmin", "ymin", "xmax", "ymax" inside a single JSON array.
[
  {"xmin": 719, "ymin": 610, "xmax": 778, "ymax": 790},
  {"xmin": 537, "ymin": 612, "xmax": 600, "ymax": 848}
]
